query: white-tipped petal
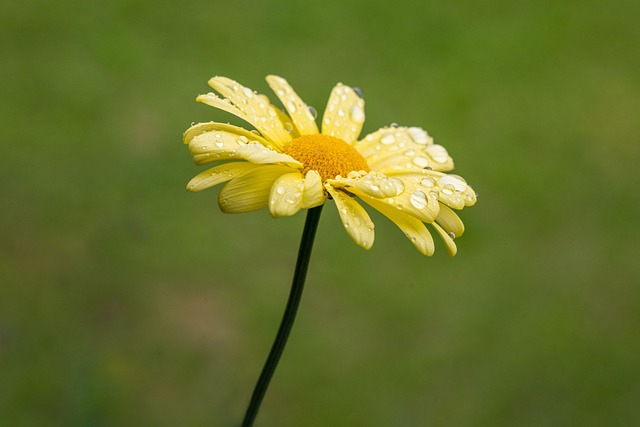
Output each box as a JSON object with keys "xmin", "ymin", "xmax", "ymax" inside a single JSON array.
[
  {"xmin": 431, "ymin": 222, "xmax": 458, "ymax": 256},
  {"xmin": 321, "ymin": 83, "xmax": 365, "ymax": 144},
  {"xmin": 435, "ymin": 204, "xmax": 465, "ymax": 237},
  {"xmin": 356, "ymin": 126, "xmax": 454, "ymax": 173},
  {"xmin": 219, "ymin": 165, "xmax": 292, "ymax": 213},
  {"xmin": 301, "ymin": 170, "xmax": 326, "ymax": 208},
  {"xmin": 359, "ymin": 195, "xmax": 435, "ymax": 256},
  {"xmin": 328, "ymin": 171, "xmax": 405, "ymax": 199},
  {"xmin": 187, "ymin": 162, "xmax": 259, "ymax": 192},
  {"xmin": 266, "ymin": 75, "xmax": 319, "ymax": 136},
  {"xmin": 269, "ymin": 173, "xmax": 305, "ymax": 217},
  {"xmin": 326, "ymin": 184, "xmax": 375, "ymax": 250}
]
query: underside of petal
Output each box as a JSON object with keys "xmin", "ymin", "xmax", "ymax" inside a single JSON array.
[
  {"xmin": 187, "ymin": 162, "xmax": 260, "ymax": 192},
  {"xmin": 218, "ymin": 165, "xmax": 292, "ymax": 213},
  {"xmin": 266, "ymin": 75, "xmax": 319, "ymax": 136},
  {"xmin": 269, "ymin": 172, "xmax": 305, "ymax": 217},
  {"xmin": 301, "ymin": 170, "xmax": 327, "ymax": 209},
  {"xmin": 326, "ymin": 184, "xmax": 375, "ymax": 250},
  {"xmin": 431, "ymin": 222, "xmax": 458, "ymax": 256},
  {"xmin": 359, "ymin": 194, "xmax": 435, "ymax": 256},
  {"xmin": 435, "ymin": 204, "xmax": 465, "ymax": 237},
  {"xmin": 321, "ymin": 83, "xmax": 365, "ymax": 144}
]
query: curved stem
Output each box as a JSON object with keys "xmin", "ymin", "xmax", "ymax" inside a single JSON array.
[{"xmin": 241, "ymin": 205, "xmax": 324, "ymax": 427}]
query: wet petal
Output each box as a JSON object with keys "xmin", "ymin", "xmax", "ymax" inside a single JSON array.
[
  {"xmin": 269, "ymin": 172, "xmax": 305, "ymax": 217},
  {"xmin": 187, "ymin": 162, "xmax": 259, "ymax": 192},
  {"xmin": 188, "ymin": 130, "xmax": 301, "ymax": 167},
  {"xmin": 219, "ymin": 165, "xmax": 292, "ymax": 213},
  {"xmin": 328, "ymin": 171, "xmax": 405, "ymax": 199},
  {"xmin": 204, "ymin": 76, "xmax": 293, "ymax": 148},
  {"xmin": 301, "ymin": 170, "xmax": 326, "ymax": 208},
  {"xmin": 435, "ymin": 204, "xmax": 465, "ymax": 237},
  {"xmin": 183, "ymin": 122, "xmax": 271, "ymax": 149},
  {"xmin": 266, "ymin": 75, "xmax": 319, "ymax": 136},
  {"xmin": 356, "ymin": 126, "xmax": 454, "ymax": 173},
  {"xmin": 359, "ymin": 195, "xmax": 435, "ymax": 256},
  {"xmin": 321, "ymin": 83, "xmax": 365, "ymax": 144},
  {"xmin": 349, "ymin": 175, "xmax": 440, "ymax": 223},
  {"xmin": 431, "ymin": 222, "xmax": 457, "ymax": 256},
  {"xmin": 326, "ymin": 184, "xmax": 375, "ymax": 250}
]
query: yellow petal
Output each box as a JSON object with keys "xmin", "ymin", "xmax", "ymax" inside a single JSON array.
[
  {"xmin": 348, "ymin": 175, "xmax": 440, "ymax": 223},
  {"xmin": 301, "ymin": 170, "xmax": 327, "ymax": 209},
  {"xmin": 219, "ymin": 165, "xmax": 293, "ymax": 213},
  {"xmin": 435, "ymin": 204, "xmax": 465, "ymax": 237},
  {"xmin": 266, "ymin": 75, "xmax": 319, "ymax": 136},
  {"xmin": 356, "ymin": 126, "xmax": 454, "ymax": 173},
  {"xmin": 431, "ymin": 222, "xmax": 458, "ymax": 256},
  {"xmin": 321, "ymin": 83, "xmax": 365, "ymax": 144},
  {"xmin": 359, "ymin": 195, "xmax": 435, "ymax": 256},
  {"xmin": 207, "ymin": 77, "xmax": 293, "ymax": 147},
  {"xmin": 183, "ymin": 121, "xmax": 272, "ymax": 150},
  {"xmin": 188, "ymin": 130, "xmax": 301, "ymax": 167},
  {"xmin": 325, "ymin": 184, "xmax": 375, "ymax": 250},
  {"xmin": 187, "ymin": 162, "xmax": 259, "ymax": 192},
  {"xmin": 327, "ymin": 171, "xmax": 405, "ymax": 199},
  {"xmin": 436, "ymin": 174, "xmax": 477, "ymax": 209},
  {"xmin": 269, "ymin": 172, "xmax": 305, "ymax": 217}
]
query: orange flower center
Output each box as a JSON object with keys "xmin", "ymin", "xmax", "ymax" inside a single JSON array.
[{"xmin": 284, "ymin": 134, "xmax": 370, "ymax": 181}]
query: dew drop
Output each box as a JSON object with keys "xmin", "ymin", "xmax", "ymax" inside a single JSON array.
[
  {"xmin": 420, "ymin": 177, "xmax": 436, "ymax": 187},
  {"xmin": 381, "ymin": 133, "xmax": 395, "ymax": 145},
  {"xmin": 390, "ymin": 123, "xmax": 399, "ymax": 128},
  {"xmin": 404, "ymin": 149, "xmax": 416, "ymax": 157},
  {"xmin": 409, "ymin": 190, "xmax": 428, "ymax": 209},
  {"xmin": 441, "ymin": 184, "xmax": 455, "ymax": 195},
  {"xmin": 350, "ymin": 105, "xmax": 365, "ymax": 123},
  {"xmin": 276, "ymin": 186, "xmax": 285, "ymax": 195},
  {"xmin": 353, "ymin": 87, "xmax": 363, "ymax": 98},
  {"xmin": 407, "ymin": 127, "xmax": 429, "ymax": 144},
  {"xmin": 284, "ymin": 122, "xmax": 294, "ymax": 133},
  {"xmin": 412, "ymin": 156, "xmax": 430, "ymax": 168},
  {"xmin": 286, "ymin": 100, "xmax": 297, "ymax": 113},
  {"xmin": 308, "ymin": 106, "xmax": 318, "ymax": 119},
  {"xmin": 426, "ymin": 145, "xmax": 449, "ymax": 163},
  {"xmin": 447, "ymin": 232, "xmax": 456, "ymax": 239},
  {"xmin": 242, "ymin": 87, "xmax": 254, "ymax": 98},
  {"xmin": 215, "ymin": 141, "xmax": 224, "ymax": 148},
  {"xmin": 438, "ymin": 175, "xmax": 468, "ymax": 192}
]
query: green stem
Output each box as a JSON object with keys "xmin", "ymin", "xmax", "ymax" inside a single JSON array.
[{"xmin": 240, "ymin": 205, "xmax": 324, "ymax": 427}]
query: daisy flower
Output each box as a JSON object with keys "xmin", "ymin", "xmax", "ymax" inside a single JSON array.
[{"xmin": 183, "ymin": 75, "xmax": 476, "ymax": 255}]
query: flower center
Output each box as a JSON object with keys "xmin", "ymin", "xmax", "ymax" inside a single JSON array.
[{"xmin": 284, "ymin": 134, "xmax": 370, "ymax": 181}]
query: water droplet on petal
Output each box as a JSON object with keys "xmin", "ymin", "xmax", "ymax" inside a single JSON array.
[
  {"xmin": 242, "ymin": 87, "xmax": 254, "ymax": 98},
  {"xmin": 448, "ymin": 232, "xmax": 456, "ymax": 239},
  {"xmin": 407, "ymin": 127, "xmax": 429, "ymax": 144},
  {"xmin": 353, "ymin": 87, "xmax": 363, "ymax": 98},
  {"xmin": 409, "ymin": 190, "xmax": 427, "ymax": 209},
  {"xmin": 381, "ymin": 133, "xmax": 395, "ymax": 145},
  {"xmin": 284, "ymin": 122, "xmax": 294, "ymax": 133},
  {"xmin": 412, "ymin": 156, "xmax": 430, "ymax": 168},
  {"xmin": 276, "ymin": 186, "xmax": 285, "ymax": 195},
  {"xmin": 426, "ymin": 145, "xmax": 449, "ymax": 163},
  {"xmin": 350, "ymin": 105, "xmax": 365, "ymax": 123},
  {"xmin": 308, "ymin": 106, "xmax": 318, "ymax": 119},
  {"xmin": 438, "ymin": 175, "xmax": 468, "ymax": 192},
  {"xmin": 286, "ymin": 100, "xmax": 297, "ymax": 113}
]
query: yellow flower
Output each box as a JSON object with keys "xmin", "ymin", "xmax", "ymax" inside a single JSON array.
[{"xmin": 184, "ymin": 76, "xmax": 476, "ymax": 256}]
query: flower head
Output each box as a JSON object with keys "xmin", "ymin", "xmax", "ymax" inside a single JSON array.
[{"xmin": 183, "ymin": 76, "xmax": 476, "ymax": 256}]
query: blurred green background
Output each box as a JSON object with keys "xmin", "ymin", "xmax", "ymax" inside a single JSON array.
[{"xmin": 2, "ymin": 0, "xmax": 639, "ymax": 425}]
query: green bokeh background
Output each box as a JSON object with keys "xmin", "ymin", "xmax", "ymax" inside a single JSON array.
[{"xmin": 2, "ymin": 0, "xmax": 639, "ymax": 425}]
